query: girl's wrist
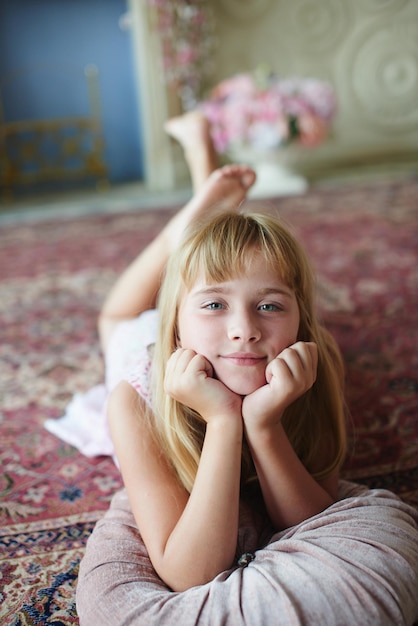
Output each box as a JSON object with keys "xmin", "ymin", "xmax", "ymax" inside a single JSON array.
[
  {"xmin": 200, "ymin": 396, "xmax": 243, "ymax": 426},
  {"xmin": 205, "ymin": 412, "xmax": 243, "ymax": 434},
  {"xmin": 242, "ymin": 399, "xmax": 284, "ymax": 432},
  {"xmin": 243, "ymin": 418, "xmax": 284, "ymax": 442}
]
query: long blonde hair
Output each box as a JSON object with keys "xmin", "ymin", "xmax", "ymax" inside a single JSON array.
[{"xmin": 149, "ymin": 211, "xmax": 347, "ymax": 493}]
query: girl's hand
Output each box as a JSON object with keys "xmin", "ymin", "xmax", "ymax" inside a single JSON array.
[
  {"xmin": 165, "ymin": 348, "xmax": 242, "ymax": 422},
  {"xmin": 242, "ymin": 342, "xmax": 318, "ymax": 429}
]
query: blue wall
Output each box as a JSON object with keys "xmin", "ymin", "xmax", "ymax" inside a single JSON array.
[{"xmin": 0, "ymin": 0, "xmax": 143, "ymax": 184}]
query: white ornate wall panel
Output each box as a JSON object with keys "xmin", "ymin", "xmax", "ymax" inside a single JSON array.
[
  {"xmin": 209, "ymin": 0, "xmax": 418, "ymax": 174},
  {"xmin": 131, "ymin": 0, "xmax": 418, "ymax": 189}
]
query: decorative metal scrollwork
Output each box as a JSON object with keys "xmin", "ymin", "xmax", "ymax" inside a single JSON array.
[{"xmin": 0, "ymin": 65, "xmax": 108, "ymax": 198}]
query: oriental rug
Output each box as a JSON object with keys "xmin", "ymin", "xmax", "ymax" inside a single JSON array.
[{"xmin": 1, "ymin": 177, "xmax": 417, "ymax": 624}]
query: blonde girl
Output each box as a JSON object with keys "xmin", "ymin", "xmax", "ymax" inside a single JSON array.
[
  {"xmin": 152, "ymin": 211, "xmax": 346, "ymax": 495},
  {"xmin": 101, "ymin": 159, "xmax": 346, "ymax": 591},
  {"xmin": 76, "ymin": 116, "xmax": 418, "ymax": 625}
]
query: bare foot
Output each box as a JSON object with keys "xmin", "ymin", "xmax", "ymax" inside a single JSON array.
[
  {"xmin": 165, "ymin": 111, "xmax": 218, "ymax": 193},
  {"xmin": 164, "ymin": 111, "xmax": 211, "ymax": 150},
  {"xmin": 193, "ymin": 164, "xmax": 256, "ymax": 211},
  {"xmin": 164, "ymin": 164, "xmax": 257, "ymax": 250}
]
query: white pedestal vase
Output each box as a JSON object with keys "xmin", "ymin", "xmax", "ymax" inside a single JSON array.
[{"xmin": 227, "ymin": 146, "xmax": 308, "ymax": 199}]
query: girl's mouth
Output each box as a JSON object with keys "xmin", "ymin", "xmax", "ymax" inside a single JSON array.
[{"xmin": 221, "ymin": 353, "xmax": 265, "ymax": 366}]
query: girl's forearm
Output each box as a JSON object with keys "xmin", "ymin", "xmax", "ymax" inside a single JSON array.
[
  {"xmin": 158, "ymin": 418, "xmax": 243, "ymax": 591},
  {"xmin": 245, "ymin": 422, "xmax": 336, "ymax": 530},
  {"xmin": 109, "ymin": 385, "xmax": 243, "ymax": 592}
]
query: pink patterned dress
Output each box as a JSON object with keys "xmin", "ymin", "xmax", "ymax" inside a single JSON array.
[{"xmin": 45, "ymin": 310, "xmax": 158, "ymax": 459}]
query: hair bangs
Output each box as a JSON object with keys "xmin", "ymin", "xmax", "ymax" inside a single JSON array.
[{"xmin": 179, "ymin": 212, "xmax": 298, "ymax": 290}]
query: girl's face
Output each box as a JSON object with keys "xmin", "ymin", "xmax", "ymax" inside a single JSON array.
[{"xmin": 177, "ymin": 254, "xmax": 300, "ymax": 396}]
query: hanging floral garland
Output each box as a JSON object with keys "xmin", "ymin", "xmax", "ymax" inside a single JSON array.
[{"xmin": 146, "ymin": 0, "xmax": 216, "ymax": 110}]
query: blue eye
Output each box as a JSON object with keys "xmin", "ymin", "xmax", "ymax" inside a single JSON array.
[
  {"xmin": 259, "ymin": 303, "xmax": 280, "ymax": 312},
  {"xmin": 205, "ymin": 302, "xmax": 224, "ymax": 310}
]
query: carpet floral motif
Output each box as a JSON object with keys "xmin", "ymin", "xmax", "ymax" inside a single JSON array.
[
  {"xmin": 0, "ymin": 517, "xmax": 94, "ymax": 624},
  {"xmin": 0, "ymin": 181, "xmax": 417, "ymax": 623}
]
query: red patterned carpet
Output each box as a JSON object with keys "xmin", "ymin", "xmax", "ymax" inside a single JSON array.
[{"xmin": 1, "ymin": 178, "xmax": 417, "ymax": 624}]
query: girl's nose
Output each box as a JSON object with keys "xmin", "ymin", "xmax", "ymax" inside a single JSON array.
[{"xmin": 228, "ymin": 312, "xmax": 261, "ymax": 342}]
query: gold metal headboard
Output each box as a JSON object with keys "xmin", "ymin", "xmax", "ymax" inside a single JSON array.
[{"xmin": 0, "ymin": 64, "xmax": 108, "ymax": 199}]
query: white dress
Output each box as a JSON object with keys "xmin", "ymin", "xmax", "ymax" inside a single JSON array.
[{"xmin": 45, "ymin": 310, "xmax": 158, "ymax": 459}]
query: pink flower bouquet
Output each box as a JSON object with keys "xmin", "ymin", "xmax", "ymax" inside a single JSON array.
[{"xmin": 198, "ymin": 70, "xmax": 337, "ymax": 154}]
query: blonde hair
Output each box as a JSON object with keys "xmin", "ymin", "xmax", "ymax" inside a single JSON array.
[{"xmin": 149, "ymin": 211, "xmax": 347, "ymax": 493}]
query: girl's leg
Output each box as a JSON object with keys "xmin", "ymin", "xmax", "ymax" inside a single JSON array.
[
  {"xmin": 164, "ymin": 111, "xmax": 218, "ymax": 193},
  {"xmin": 98, "ymin": 164, "xmax": 256, "ymax": 352}
]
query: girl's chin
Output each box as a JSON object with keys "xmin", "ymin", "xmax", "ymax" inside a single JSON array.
[{"xmin": 222, "ymin": 377, "xmax": 266, "ymax": 397}]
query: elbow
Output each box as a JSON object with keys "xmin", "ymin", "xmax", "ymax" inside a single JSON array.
[
  {"xmin": 163, "ymin": 567, "xmax": 200, "ymax": 592},
  {"xmin": 161, "ymin": 568, "xmax": 223, "ymax": 593},
  {"xmin": 155, "ymin": 552, "xmax": 235, "ymax": 592}
]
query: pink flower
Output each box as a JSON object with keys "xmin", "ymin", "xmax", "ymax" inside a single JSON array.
[
  {"xmin": 198, "ymin": 70, "xmax": 336, "ymax": 153},
  {"xmin": 177, "ymin": 43, "xmax": 197, "ymax": 66},
  {"xmin": 210, "ymin": 74, "xmax": 257, "ymax": 100},
  {"xmin": 300, "ymin": 79, "xmax": 337, "ymax": 120},
  {"xmin": 298, "ymin": 114, "xmax": 328, "ymax": 147}
]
